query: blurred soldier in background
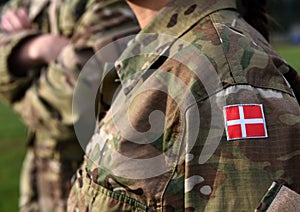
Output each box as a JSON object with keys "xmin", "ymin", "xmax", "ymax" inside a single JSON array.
[{"xmin": 0, "ymin": 0, "xmax": 138, "ymax": 211}]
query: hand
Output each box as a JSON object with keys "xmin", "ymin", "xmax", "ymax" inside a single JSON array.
[
  {"xmin": 27, "ymin": 34, "xmax": 70, "ymax": 64},
  {"xmin": 9, "ymin": 34, "xmax": 70, "ymax": 75},
  {"xmin": 0, "ymin": 8, "xmax": 32, "ymax": 32}
]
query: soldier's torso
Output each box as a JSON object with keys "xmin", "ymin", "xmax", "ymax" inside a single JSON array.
[{"xmin": 69, "ymin": 0, "xmax": 300, "ymax": 211}]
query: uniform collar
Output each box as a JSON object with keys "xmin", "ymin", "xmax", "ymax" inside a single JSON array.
[
  {"xmin": 116, "ymin": 0, "xmax": 237, "ymax": 93},
  {"xmin": 143, "ymin": 0, "xmax": 237, "ymax": 37}
]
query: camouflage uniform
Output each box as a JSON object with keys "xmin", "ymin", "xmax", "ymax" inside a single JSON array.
[
  {"xmin": 68, "ymin": 0, "xmax": 300, "ymax": 211},
  {"xmin": 0, "ymin": 0, "xmax": 138, "ymax": 211}
]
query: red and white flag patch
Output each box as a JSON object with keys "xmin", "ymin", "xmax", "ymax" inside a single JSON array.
[{"xmin": 223, "ymin": 104, "xmax": 268, "ymax": 141}]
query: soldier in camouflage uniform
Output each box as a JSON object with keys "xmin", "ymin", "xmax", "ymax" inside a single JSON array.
[
  {"xmin": 67, "ymin": 0, "xmax": 300, "ymax": 211},
  {"xmin": 0, "ymin": 0, "xmax": 138, "ymax": 211}
]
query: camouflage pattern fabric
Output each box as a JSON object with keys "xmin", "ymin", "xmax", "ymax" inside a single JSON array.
[
  {"xmin": 67, "ymin": 0, "xmax": 300, "ymax": 211},
  {"xmin": 256, "ymin": 182, "xmax": 300, "ymax": 212},
  {"xmin": 0, "ymin": 0, "xmax": 138, "ymax": 211}
]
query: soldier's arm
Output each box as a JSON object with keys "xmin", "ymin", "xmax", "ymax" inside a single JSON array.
[
  {"xmin": 8, "ymin": 34, "xmax": 70, "ymax": 75},
  {"xmin": 0, "ymin": 0, "xmax": 48, "ymax": 104},
  {"xmin": 14, "ymin": 0, "xmax": 138, "ymax": 140}
]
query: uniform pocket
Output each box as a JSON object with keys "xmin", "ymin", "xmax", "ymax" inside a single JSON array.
[{"xmin": 68, "ymin": 170, "xmax": 147, "ymax": 212}]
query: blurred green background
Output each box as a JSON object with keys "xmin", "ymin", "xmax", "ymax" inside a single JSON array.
[{"xmin": 0, "ymin": 102, "xmax": 27, "ymax": 211}]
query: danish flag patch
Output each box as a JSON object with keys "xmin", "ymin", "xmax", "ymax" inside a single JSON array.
[{"xmin": 223, "ymin": 104, "xmax": 268, "ymax": 141}]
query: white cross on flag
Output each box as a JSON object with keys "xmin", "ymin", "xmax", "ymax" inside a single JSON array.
[{"xmin": 223, "ymin": 104, "xmax": 268, "ymax": 141}]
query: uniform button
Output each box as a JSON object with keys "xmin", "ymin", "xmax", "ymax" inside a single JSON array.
[{"xmin": 115, "ymin": 61, "xmax": 123, "ymax": 71}]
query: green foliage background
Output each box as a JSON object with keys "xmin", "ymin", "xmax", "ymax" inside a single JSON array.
[
  {"xmin": 0, "ymin": 102, "xmax": 26, "ymax": 211},
  {"xmin": 0, "ymin": 45, "xmax": 299, "ymax": 211}
]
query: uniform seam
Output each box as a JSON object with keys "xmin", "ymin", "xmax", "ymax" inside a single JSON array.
[
  {"xmin": 160, "ymin": 102, "xmax": 192, "ymax": 212},
  {"xmin": 191, "ymin": 83, "xmax": 297, "ymax": 107},
  {"xmin": 209, "ymin": 13, "xmax": 237, "ymax": 84}
]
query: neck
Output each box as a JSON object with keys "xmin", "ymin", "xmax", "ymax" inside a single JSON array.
[{"xmin": 126, "ymin": 0, "xmax": 171, "ymax": 28}]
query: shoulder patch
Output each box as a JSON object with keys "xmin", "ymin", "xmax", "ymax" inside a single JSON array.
[{"xmin": 223, "ymin": 104, "xmax": 268, "ymax": 141}]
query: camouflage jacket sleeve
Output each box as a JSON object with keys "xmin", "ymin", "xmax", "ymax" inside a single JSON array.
[
  {"xmin": 0, "ymin": 0, "xmax": 94, "ymax": 105},
  {"xmin": 0, "ymin": 30, "xmax": 40, "ymax": 103},
  {"xmin": 0, "ymin": 0, "xmax": 73, "ymax": 141},
  {"xmin": 0, "ymin": 0, "xmax": 48, "ymax": 104},
  {"xmin": 11, "ymin": 0, "xmax": 138, "ymax": 140}
]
